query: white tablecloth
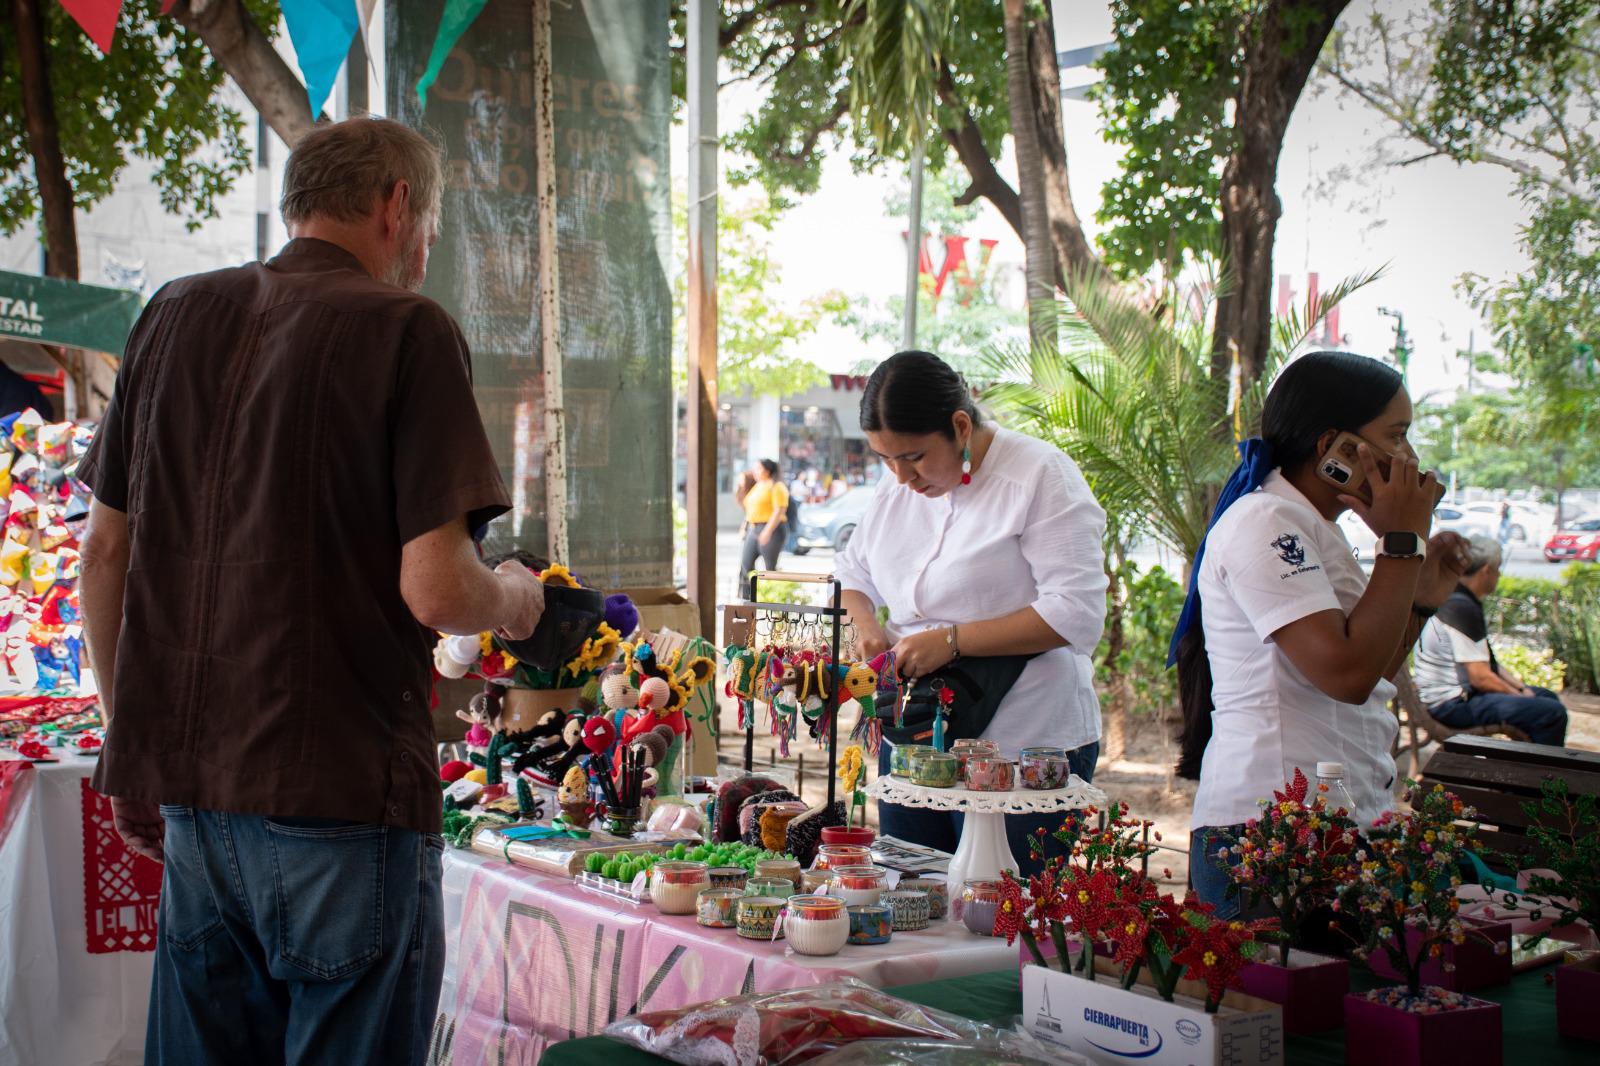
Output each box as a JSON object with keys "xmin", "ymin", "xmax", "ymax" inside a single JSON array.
[{"xmin": 0, "ymin": 758, "xmax": 151, "ymax": 1066}]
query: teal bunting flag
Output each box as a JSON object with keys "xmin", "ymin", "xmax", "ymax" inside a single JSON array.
[
  {"xmin": 416, "ymin": 0, "xmax": 489, "ymax": 107},
  {"xmin": 279, "ymin": 0, "xmax": 361, "ymax": 117}
]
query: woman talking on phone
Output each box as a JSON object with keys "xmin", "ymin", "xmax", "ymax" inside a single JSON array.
[{"xmin": 1172, "ymin": 352, "xmax": 1468, "ymax": 916}]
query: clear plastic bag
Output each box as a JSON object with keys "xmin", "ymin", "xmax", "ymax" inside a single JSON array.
[
  {"xmin": 807, "ymin": 1031, "xmax": 1086, "ymax": 1066},
  {"xmin": 603, "ymin": 979, "xmax": 1070, "ymax": 1066}
]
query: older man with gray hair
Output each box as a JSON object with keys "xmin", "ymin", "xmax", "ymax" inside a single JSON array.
[
  {"xmin": 1412, "ymin": 534, "xmax": 1568, "ymax": 746},
  {"xmin": 77, "ymin": 117, "xmax": 545, "ymax": 1064}
]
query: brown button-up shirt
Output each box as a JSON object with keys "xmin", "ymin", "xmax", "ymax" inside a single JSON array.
[{"xmin": 78, "ymin": 238, "xmax": 510, "ymax": 833}]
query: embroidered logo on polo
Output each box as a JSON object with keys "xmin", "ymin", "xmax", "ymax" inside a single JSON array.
[{"xmin": 1272, "ymin": 533, "xmax": 1323, "ymax": 580}]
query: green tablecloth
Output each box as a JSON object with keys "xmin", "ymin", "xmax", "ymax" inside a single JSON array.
[{"xmin": 540, "ymin": 965, "xmax": 1591, "ymax": 1065}]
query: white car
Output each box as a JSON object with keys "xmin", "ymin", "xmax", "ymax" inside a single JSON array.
[
  {"xmin": 1431, "ymin": 505, "xmax": 1498, "ymax": 542},
  {"xmin": 1457, "ymin": 501, "xmax": 1550, "ymax": 544}
]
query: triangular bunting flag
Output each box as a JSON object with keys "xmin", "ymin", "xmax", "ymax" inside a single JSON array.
[
  {"xmin": 416, "ymin": 0, "xmax": 489, "ymax": 107},
  {"xmin": 279, "ymin": 0, "xmax": 361, "ymax": 117},
  {"xmin": 57, "ymin": 0, "xmax": 123, "ymax": 55}
]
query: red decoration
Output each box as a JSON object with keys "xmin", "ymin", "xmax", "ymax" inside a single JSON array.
[
  {"xmin": 0, "ymin": 760, "xmax": 33, "ymax": 837},
  {"xmin": 582, "ymin": 715, "xmax": 617, "ymax": 754},
  {"xmin": 80, "ymin": 779, "xmax": 161, "ymax": 954},
  {"xmin": 57, "ymin": 0, "xmax": 124, "ymax": 54},
  {"xmin": 439, "ymin": 758, "xmax": 472, "ymax": 783}
]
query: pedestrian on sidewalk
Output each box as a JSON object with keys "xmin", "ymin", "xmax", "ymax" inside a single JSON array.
[{"xmin": 78, "ymin": 117, "xmax": 544, "ymax": 1066}]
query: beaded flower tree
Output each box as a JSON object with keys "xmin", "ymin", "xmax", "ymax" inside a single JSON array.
[
  {"xmin": 997, "ymin": 803, "xmax": 1276, "ymax": 1013},
  {"xmin": 1338, "ymin": 782, "xmax": 1488, "ymax": 1000},
  {"xmin": 1217, "ymin": 768, "xmax": 1361, "ymax": 965}
]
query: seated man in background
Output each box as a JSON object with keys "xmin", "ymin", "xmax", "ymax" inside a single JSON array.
[{"xmin": 1413, "ymin": 535, "xmax": 1568, "ymax": 746}]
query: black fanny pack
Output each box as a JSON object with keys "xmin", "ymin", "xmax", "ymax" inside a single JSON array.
[{"xmin": 881, "ymin": 654, "xmax": 1038, "ymax": 747}]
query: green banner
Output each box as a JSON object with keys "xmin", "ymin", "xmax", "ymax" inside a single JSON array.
[
  {"xmin": 0, "ymin": 269, "xmax": 142, "ymax": 356},
  {"xmin": 387, "ymin": 0, "xmax": 673, "ymax": 587}
]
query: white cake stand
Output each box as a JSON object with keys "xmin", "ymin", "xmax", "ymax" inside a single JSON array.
[{"xmin": 867, "ymin": 775, "xmax": 1107, "ymax": 901}]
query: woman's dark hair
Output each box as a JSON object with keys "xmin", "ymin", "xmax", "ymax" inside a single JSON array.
[
  {"xmin": 860, "ymin": 350, "xmax": 981, "ymax": 439},
  {"xmin": 1175, "ymin": 351, "xmax": 1404, "ymax": 779},
  {"xmin": 759, "ymin": 459, "xmax": 780, "ymax": 479}
]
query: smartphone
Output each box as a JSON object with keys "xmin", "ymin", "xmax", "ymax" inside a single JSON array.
[{"xmin": 1314, "ymin": 431, "xmax": 1445, "ymax": 507}]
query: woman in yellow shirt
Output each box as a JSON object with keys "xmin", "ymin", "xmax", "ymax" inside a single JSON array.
[{"xmin": 739, "ymin": 459, "xmax": 790, "ymax": 596}]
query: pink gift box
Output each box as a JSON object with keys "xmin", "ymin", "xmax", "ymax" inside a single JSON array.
[
  {"xmin": 1230, "ymin": 949, "xmax": 1349, "ymax": 1034},
  {"xmin": 1343, "ymin": 990, "xmax": 1501, "ymax": 1066},
  {"xmin": 1556, "ymin": 955, "xmax": 1600, "ymax": 1043}
]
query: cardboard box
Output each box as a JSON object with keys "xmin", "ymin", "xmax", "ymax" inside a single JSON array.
[
  {"xmin": 614, "ymin": 586, "xmax": 716, "ymax": 778},
  {"xmin": 1022, "ymin": 964, "xmax": 1284, "ymax": 1066}
]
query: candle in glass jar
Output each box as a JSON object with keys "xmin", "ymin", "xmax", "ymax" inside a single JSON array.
[
  {"xmin": 783, "ymin": 894, "xmax": 849, "ymax": 956},
  {"xmin": 965, "ymin": 754, "xmax": 1015, "ymax": 792},
  {"xmin": 960, "ymin": 880, "xmax": 1004, "ymax": 936},
  {"xmin": 649, "ymin": 861, "xmax": 711, "ymax": 915},
  {"xmin": 890, "ymin": 744, "xmax": 935, "ymax": 777},
  {"xmin": 696, "ymin": 888, "xmax": 742, "ymax": 927},
  {"xmin": 828, "ymin": 864, "xmax": 888, "ymax": 906},
  {"xmin": 1019, "ymin": 750, "xmax": 1069, "ymax": 790},
  {"xmin": 754, "ymin": 858, "xmax": 803, "ymax": 888},
  {"xmin": 910, "ymin": 751, "xmax": 960, "ymax": 788},
  {"xmin": 815, "ymin": 844, "xmax": 871, "ymax": 871},
  {"xmin": 950, "ymin": 739, "xmax": 999, "ymax": 781}
]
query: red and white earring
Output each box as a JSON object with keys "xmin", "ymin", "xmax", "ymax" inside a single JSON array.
[{"xmin": 960, "ymin": 445, "xmax": 972, "ymax": 486}]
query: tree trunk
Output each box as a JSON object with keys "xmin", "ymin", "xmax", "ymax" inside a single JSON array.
[
  {"xmin": 1001, "ymin": 0, "xmax": 1056, "ymax": 352},
  {"xmin": 1211, "ymin": 0, "xmax": 1350, "ymax": 385},
  {"xmin": 169, "ymin": 0, "xmax": 320, "ymax": 147},
  {"xmin": 1027, "ymin": 5, "xmax": 1111, "ymax": 292},
  {"xmin": 12, "ymin": 0, "xmax": 78, "ymax": 279},
  {"xmin": 1100, "ymin": 558, "xmax": 1128, "ymax": 764}
]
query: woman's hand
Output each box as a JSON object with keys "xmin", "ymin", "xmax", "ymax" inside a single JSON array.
[
  {"xmin": 1415, "ymin": 531, "xmax": 1469, "ymax": 610},
  {"xmin": 1340, "ymin": 444, "xmax": 1439, "ymax": 538},
  {"xmin": 856, "ymin": 625, "xmax": 890, "ymax": 661},
  {"xmin": 891, "ymin": 628, "xmax": 956, "ymax": 679}
]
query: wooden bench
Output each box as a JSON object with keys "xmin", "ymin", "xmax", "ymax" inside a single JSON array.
[
  {"xmin": 1391, "ymin": 669, "xmax": 1530, "ymax": 780},
  {"xmin": 1419, "ymin": 734, "xmax": 1600, "ymax": 870}
]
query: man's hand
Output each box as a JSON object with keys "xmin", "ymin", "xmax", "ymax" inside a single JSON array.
[
  {"xmin": 1415, "ymin": 531, "xmax": 1470, "ymax": 610},
  {"xmin": 112, "ymin": 797, "xmax": 165, "ymax": 864},
  {"xmin": 494, "ymin": 562, "xmax": 545, "ymax": 641}
]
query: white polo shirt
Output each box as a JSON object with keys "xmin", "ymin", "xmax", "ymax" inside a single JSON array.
[{"xmin": 1190, "ymin": 471, "xmax": 1399, "ymax": 830}]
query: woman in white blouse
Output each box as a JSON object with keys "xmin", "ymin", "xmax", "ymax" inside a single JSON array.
[
  {"xmin": 1172, "ymin": 352, "xmax": 1467, "ymax": 918},
  {"xmin": 835, "ymin": 351, "xmax": 1108, "ymax": 871}
]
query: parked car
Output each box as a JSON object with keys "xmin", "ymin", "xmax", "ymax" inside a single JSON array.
[
  {"xmin": 793, "ymin": 486, "xmax": 875, "ymax": 553},
  {"xmin": 1458, "ymin": 501, "xmax": 1550, "ymax": 543},
  {"xmin": 1544, "ymin": 517, "xmax": 1600, "ymax": 563},
  {"xmin": 1431, "ymin": 505, "xmax": 1497, "ymax": 542}
]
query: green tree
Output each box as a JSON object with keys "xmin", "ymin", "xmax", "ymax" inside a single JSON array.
[
  {"xmin": 0, "ymin": 0, "xmax": 280, "ymax": 278},
  {"xmin": 671, "ymin": 189, "xmax": 836, "ymax": 397},
  {"xmin": 671, "ymin": 0, "xmax": 1352, "ymax": 394},
  {"xmin": 836, "ymin": 167, "xmax": 1025, "ymax": 373}
]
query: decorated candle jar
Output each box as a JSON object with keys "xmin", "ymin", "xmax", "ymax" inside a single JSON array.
[
  {"xmin": 960, "ymin": 880, "xmax": 1005, "ymax": 936},
  {"xmin": 754, "ymin": 858, "xmax": 803, "ymax": 888},
  {"xmin": 848, "ymin": 903, "xmax": 893, "ymax": 945},
  {"xmin": 890, "ymin": 743, "xmax": 935, "ymax": 777},
  {"xmin": 736, "ymin": 896, "xmax": 786, "ymax": 940},
  {"xmin": 782, "ymin": 894, "xmax": 850, "ymax": 956},
  {"xmin": 708, "ymin": 866, "xmax": 749, "ymax": 892},
  {"xmin": 649, "ymin": 861, "xmax": 711, "ymax": 915},
  {"xmin": 950, "ymin": 738, "xmax": 1000, "ymax": 781},
  {"xmin": 745, "ymin": 876, "xmax": 795, "ymax": 899},
  {"xmin": 899, "ymin": 875, "xmax": 949, "ymax": 920},
  {"xmin": 814, "ymin": 844, "xmax": 872, "ymax": 872},
  {"xmin": 964, "ymin": 754, "xmax": 1015, "ymax": 792},
  {"xmin": 909, "ymin": 751, "xmax": 960, "ymax": 788},
  {"xmin": 885, "ymin": 888, "xmax": 931, "ymax": 932},
  {"xmin": 800, "ymin": 866, "xmax": 830, "ymax": 893},
  {"xmin": 828, "ymin": 864, "xmax": 889, "ymax": 907},
  {"xmin": 1019, "ymin": 747, "xmax": 1070, "ymax": 790},
  {"xmin": 696, "ymin": 888, "xmax": 742, "ymax": 928},
  {"xmin": 820, "ymin": 826, "xmax": 876, "ymax": 848}
]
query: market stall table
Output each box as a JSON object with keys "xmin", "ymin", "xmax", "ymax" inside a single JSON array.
[
  {"xmin": 0, "ymin": 757, "xmax": 154, "ymax": 1066},
  {"xmin": 433, "ymin": 848, "xmax": 1019, "ymax": 1064},
  {"xmin": 538, "ymin": 964, "xmax": 1595, "ymax": 1066}
]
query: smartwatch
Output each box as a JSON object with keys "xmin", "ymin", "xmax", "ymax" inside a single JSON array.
[{"xmin": 1375, "ymin": 532, "xmax": 1426, "ymax": 560}]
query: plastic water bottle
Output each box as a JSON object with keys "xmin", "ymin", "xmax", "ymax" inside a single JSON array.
[{"xmin": 1316, "ymin": 761, "xmax": 1358, "ymax": 817}]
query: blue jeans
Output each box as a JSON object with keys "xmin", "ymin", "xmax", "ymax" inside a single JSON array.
[
  {"xmin": 1429, "ymin": 685, "xmax": 1568, "ymax": 746},
  {"xmin": 1189, "ymin": 824, "xmax": 1247, "ymax": 920},
  {"xmin": 876, "ymin": 742, "xmax": 1099, "ymax": 879},
  {"xmin": 148, "ymin": 807, "xmax": 445, "ymax": 1066}
]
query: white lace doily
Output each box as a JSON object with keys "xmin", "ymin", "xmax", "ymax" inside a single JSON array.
[{"xmin": 868, "ymin": 775, "xmax": 1106, "ymax": 815}]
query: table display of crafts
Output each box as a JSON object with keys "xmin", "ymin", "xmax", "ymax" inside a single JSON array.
[
  {"xmin": 432, "ymin": 562, "xmax": 717, "ymax": 843},
  {"xmin": 0, "ymin": 409, "xmax": 98, "ymax": 725}
]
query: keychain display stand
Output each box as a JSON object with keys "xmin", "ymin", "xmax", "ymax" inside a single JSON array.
[
  {"xmin": 867, "ymin": 775, "xmax": 1107, "ymax": 899},
  {"xmin": 738, "ymin": 571, "xmax": 849, "ymax": 809}
]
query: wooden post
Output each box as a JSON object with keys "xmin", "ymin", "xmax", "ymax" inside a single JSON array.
[
  {"xmin": 685, "ymin": 0, "xmax": 718, "ymax": 637},
  {"xmin": 532, "ymin": 0, "xmax": 569, "ymax": 564}
]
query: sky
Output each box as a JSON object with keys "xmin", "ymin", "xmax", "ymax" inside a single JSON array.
[{"xmin": 680, "ymin": 0, "xmax": 1536, "ymax": 403}]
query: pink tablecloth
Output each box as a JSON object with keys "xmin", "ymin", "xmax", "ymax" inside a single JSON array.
[{"xmin": 433, "ymin": 850, "xmax": 1015, "ymax": 1065}]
